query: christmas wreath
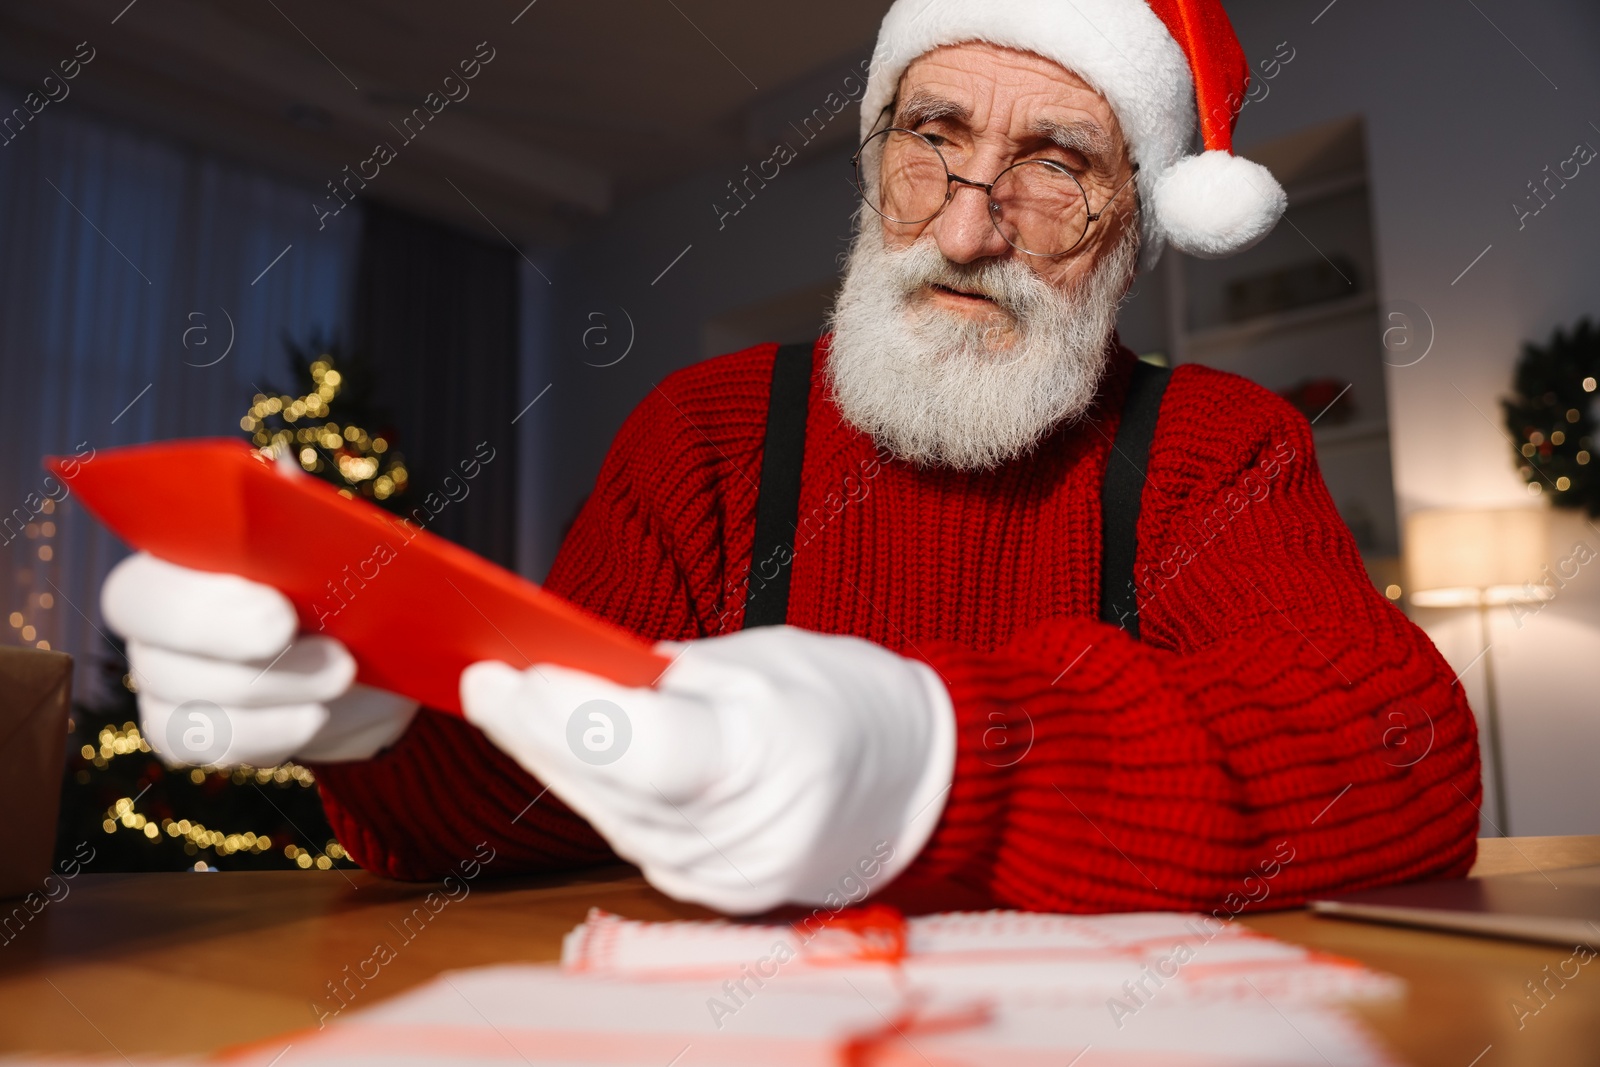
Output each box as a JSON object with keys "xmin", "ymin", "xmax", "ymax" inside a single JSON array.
[{"xmin": 1504, "ymin": 318, "xmax": 1600, "ymax": 515}]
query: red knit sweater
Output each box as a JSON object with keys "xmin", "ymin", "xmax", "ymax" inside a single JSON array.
[{"xmin": 313, "ymin": 336, "xmax": 1481, "ymax": 912}]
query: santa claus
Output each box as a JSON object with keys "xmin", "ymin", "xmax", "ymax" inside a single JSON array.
[{"xmin": 103, "ymin": 0, "xmax": 1480, "ymax": 915}]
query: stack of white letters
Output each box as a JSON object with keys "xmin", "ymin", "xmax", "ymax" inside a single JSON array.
[{"xmin": 14, "ymin": 909, "xmax": 1407, "ymax": 1066}]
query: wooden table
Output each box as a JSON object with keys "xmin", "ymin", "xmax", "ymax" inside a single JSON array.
[{"xmin": 2, "ymin": 837, "xmax": 1596, "ymax": 1065}]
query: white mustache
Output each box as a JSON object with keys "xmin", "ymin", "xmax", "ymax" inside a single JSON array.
[{"xmin": 888, "ymin": 241, "xmax": 1056, "ymax": 323}]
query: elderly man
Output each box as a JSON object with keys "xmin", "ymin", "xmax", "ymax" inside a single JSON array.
[{"xmin": 103, "ymin": 0, "xmax": 1479, "ymax": 915}]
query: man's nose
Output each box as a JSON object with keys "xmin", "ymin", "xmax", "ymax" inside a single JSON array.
[{"xmin": 929, "ymin": 181, "xmax": 1012, "ymax": 265}]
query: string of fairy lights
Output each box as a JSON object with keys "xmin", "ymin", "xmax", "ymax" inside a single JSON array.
[
  {"xmin": 1515, "ymin": 374, "xmax": 1597, "ymax": 498},
  {"xmin": 85, "ymin": 684, "xmax": 349, "ymax": 870},
  {"xmin": 241, "ymin": 357, "xmax": 409, "ymax": 503},
  {"xmin": 1505, "ymin": 320, "xmax": 1600, "ymax": 511},
  {"xmin": 7, "ymin": 496, "xmax": 58, "ymax": 651},
  {"xmin": 56, "ymin": 353, "xmax": 398, "ymax": 871}
]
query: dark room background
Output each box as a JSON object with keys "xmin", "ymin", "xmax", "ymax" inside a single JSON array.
[{"xmin": 3, "ymin": 0, "xmax": 1600, "ymax": 851}]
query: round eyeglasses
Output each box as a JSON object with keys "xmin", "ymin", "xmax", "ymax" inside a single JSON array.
[{"xmin": 852, "ymin": 127, "xmax": 1140, "ymax": 258}]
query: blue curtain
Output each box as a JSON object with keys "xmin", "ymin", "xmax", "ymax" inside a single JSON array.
[
  {"xmin": 0, "ymin": 94, "xmax": 359, "ymax": 704},
  {"xmin": 352, "ymin": 202, "xmax": 520, "ymax": 569}
]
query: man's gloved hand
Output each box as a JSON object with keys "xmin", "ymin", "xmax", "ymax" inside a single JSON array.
[
  {"xmin": 460, "ymin": 625, "xmax": 956, "ymax": 914},
  {"xmin": 102, "ymin": 552, "xmax": 418, "ymax": 767}
]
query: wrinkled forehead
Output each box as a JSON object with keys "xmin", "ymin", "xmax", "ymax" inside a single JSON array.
[{"xmin": 891, "ymin": 43, "xmax": 1124, "ymax": 151}]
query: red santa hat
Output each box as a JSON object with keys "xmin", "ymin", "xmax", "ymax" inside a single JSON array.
[{"xmin": 862, "ymin": 0, "xmax": 1287, "ymax": 268}]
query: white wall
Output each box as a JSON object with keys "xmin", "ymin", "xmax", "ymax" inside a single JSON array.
[
  {"xmin": 528, "ymin": 112, "xmax": 864, "ymax": 579},
  {"xmin": 1221, "ymin": 0, "xmax": 1600, "ymax": 835}
]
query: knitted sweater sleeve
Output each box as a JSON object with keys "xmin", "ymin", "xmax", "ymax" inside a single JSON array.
[{"xmin": 890, "ymin": 384, "xmax": 1482, "ymax": 913}]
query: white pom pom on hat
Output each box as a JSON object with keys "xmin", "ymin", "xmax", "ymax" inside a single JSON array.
[
  {"xmin": 1152, "ymin": 150, "xmax": 1287, "ymax": 259},
  {"xmin": 862, "ymin": 0, "xmax": 1288, "ymax": 269}
]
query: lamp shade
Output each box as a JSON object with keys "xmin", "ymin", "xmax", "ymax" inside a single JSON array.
[{"xmin": 1405, "ymin": 507, "xmax": 1551, "ymax": 607}]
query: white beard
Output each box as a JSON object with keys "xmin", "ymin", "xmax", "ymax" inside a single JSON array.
[{"xmin": 825, "ymin": 214, "xmax": 1140, "ymax": 471}]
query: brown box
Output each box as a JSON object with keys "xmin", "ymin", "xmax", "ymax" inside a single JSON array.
[{"xmin": 0, "ymin": 646, "xmax": 72, "ymax": 898}]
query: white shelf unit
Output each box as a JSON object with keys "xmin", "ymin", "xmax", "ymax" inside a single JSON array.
[
  {"xmin": 1185, "ymin": 293, "xmax": 1379, "ymax": 354},
  {"xmin": 1122, "ymin": 116, "xmax": 1401, "ymax": 567}
]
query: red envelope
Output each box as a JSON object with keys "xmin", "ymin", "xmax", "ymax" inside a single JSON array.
[{"xmin": 46, "ymin": 439, "xmax": 669, "ymax": 714}]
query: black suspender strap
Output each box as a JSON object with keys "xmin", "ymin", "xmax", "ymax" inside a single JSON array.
[
  {"xmin": 745, "ymin": 343, "xmax": 1169, "ymax": 640},
  {"xmin": 1098, "ymin": 358, "xmax": 1173, "ymax": 639},
  {"xmin": 743, "ymin": 342, "xmax": 814, "ymax": 629}
]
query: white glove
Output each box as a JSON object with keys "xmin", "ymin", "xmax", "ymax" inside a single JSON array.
[
  {"xmin": 460, "ymin": 625, "xmax": 956, "ymax": 914},
  {"xmin": 102, "ymin": 552, "xmax": 418, "ymax": 767}
]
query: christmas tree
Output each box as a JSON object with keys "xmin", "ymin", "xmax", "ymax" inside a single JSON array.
[
  {"xmin": 53, "ymin": 646, "xmax": 353, "ymax": 872},
  {"xmin": 1504, "ymin": 318, "xmax": 1600, "ymax": 514},
  {"xmin": 53, "ymin": 340, "xmax": 407, "ymax": 872},
  {"xmin": 242, "ymin": 336, "xmax": 410, "ymax": 510}
]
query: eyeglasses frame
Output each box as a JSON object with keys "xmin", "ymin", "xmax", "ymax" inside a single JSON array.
[{"xmin": 851, "ymin": 125, "xmax": 1141, "ymax": 259}]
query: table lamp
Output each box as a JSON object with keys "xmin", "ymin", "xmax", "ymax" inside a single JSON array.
[{"xmin": 1404, "ymin": 507, "xmax": 1550, "ymax": 835}]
